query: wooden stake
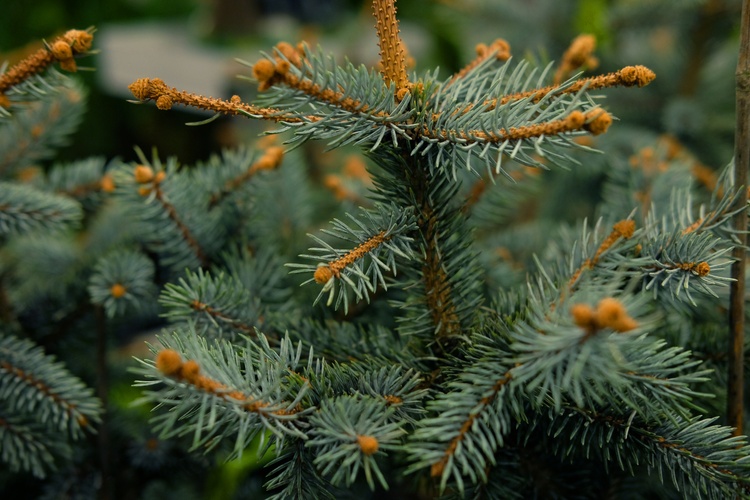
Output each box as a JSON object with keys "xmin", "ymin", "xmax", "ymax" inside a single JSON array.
[{"xmin": 728, "ymin": 0, "xmax": 750, "ymax": 436}]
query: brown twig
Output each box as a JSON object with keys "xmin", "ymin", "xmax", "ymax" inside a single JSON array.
[{"xmin": 728, "ymin": 0, "xmax": 750, "ymax": 437}]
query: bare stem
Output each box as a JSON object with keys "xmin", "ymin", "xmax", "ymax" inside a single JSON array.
[
  {"xmin": 728, "ymin": 0, "xmax": 750, "ymax": 436},
  {"xmin": 94, "ymin": 306, "xmax": 112, "ymax": 500}
]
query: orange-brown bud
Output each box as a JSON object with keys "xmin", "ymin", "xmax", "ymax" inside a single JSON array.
[
  {"xmin": 134, "ymin": 165, "xmax": 155, "ymax": 184},
  {"xmin": 156, "ymin": 349, "xmax": 183, "ymax": 376},
  {"xmin": 100, "ymin": 174, "xmax": 116, "ymax": 193},
  {"xmin": 314, "ymin": 266, "xmax": 334, "ymax": 284},
  {"xmin": 110, "ymin": 283, "xmax": 127, "ymax": 298},
  {"xmin": 252, "ymin": 59, "xmax": 276, "ymax": 82},
  {"xmin": 357, "ymin": 435, "xmax": 379, "ymax": 455},
  {"xmin": 155, "ymin": 95, "xmax": 173, "ymax": 110},
  {"xmin": 620, "ymin": 65, "xmax": 656, "ymax": 87},
  {"xmin": 584, "ymin": 110, "xmax": 612, "ymax": 135},
  {"xmin": 571, "ymin": 303, "xmax": 596, "ymax": 329},
  {"xmin": 180, "ymin": 360, "xmax": 201, "ymax": 383},
  {"xmin": 566, "ymin": 110, "xmax": 585, "ymax": 129},
  {"xmin": 695, "ymin": 261, "xmax": 710, "ymax": 277},
  {"xmin": 51, "ymin": 40, "xmax": 72, "ymax": 61}
]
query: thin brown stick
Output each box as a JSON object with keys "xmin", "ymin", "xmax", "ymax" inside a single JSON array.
[
  {"xmin": 94, "ymin": 306, "xmax": 112, "ymax": 500},
  {"xmin": 728, "ymin": 0, "xmax": 750, "ymax": 437}
]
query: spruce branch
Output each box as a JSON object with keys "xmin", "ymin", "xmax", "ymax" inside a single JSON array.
[
  {"xmin": 307, "ymin": 395, "xmax": 406, "ymax": 490},
  {"xmin": 154, "ymin": 348, "xmax": 300, "ymax": 416},
  {"xmin": 0, "ymin": 77, "xmax": 87, "ymax": 174},
  {"xmin": 562, "ymin": 219, "xmax": 637, "ymax": 304},
  {"xmin": 0, "ymin": 182, "xmax": 82, "ymax": 236},
  {"xmin": 245, "ymin": 45, "xmax": 417, "ymax": 150},
  {"xmin": 405, "ymin": 335, "xmax": 518, "ymax": 492},
  {"xmin": 128, "ymin": 77, "xmax": 310, "ymax": 123},
  {"xmin": 134, "ymin": 332, "xmax": 312, "ymax": 458},
  {"xmin": 0, "ymin": 29, "xmax": 94, "ymax": 97},
  {"xmin": 133, "ymin": 163, "xmax": 209, "ymax": 267},
  {"xmin": 289, "ymin": 203, "xmax": 416, "ymax": 312},
  {"xmin": 88, "ymin": 248, "xmax": 157, "ymax": 318},
  {"xmin": 0, "ymin": 402, "xmax": 72, "ymax": 478},
  {"xmin": 0, "ymin": 334, "xmax": 102, "ymax": 438},
  {"xmin": 368, "ymin": 149, "xmax": 484, "ymax": 342},
  {"xmin": 44, "ymin": 157, "xmax": 114, "ymax": 203},
  {"xmin": 264, "ymin": 440, "xmax": 337, "ymax": 500},
  {"xmin": 543, "ymin": 407, "xmax": 750, "ymax": 498},
  {"xmin": 486, "ymin": 65, "xmax": 656, "ymax": 110},
  {"xmin": 511, "ymin": 295, "xmax": 709, "ymax": 416},
  {"xmin": 159, "ymin": 268, "xmax": 263, "ymax": 339},
  {"xmin": 252, "ymin": 48, "xmax": 386, "ymax": 116},
  {"xmin": 208, "ymin": 145, "xmax": 284, "ymax": 207},
  {"xmin": 418, "ymin": 108, "xmax": 612, "ymax": 144},
  {"xmin": 113, "ymin": 155, "xmax": 225, "ymax": 272},
  {"xmin": 640, "ymin": 230, "xmax": 734, "ymax": 305}
]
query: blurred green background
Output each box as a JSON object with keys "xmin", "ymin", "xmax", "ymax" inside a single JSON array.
[{"xmin": 1, "ymin": 0, "xmax": 742, "ymax": 170}]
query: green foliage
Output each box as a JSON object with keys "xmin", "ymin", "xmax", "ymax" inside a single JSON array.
[
  {"xmin": 0, "ymin": 334, "xmax": 101, "ymax": 477},
  {"xmin": 0, "ymin": 182, "xmax": 81, "ymax": 235}
]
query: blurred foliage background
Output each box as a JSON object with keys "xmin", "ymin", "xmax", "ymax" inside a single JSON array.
[{"xmin": 0, "ymin": 0, "xmax": 741, "ymax": 168}]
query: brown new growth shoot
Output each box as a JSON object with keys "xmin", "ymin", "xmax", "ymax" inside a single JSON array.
[
  {"xmin": 372, "ymin": 0, "xmax": 411, "ymax": 99},
  {"xmin": 487, "ymin": 65, "xmax": 655, "ymax": 110},
  {"xmin": 128, "ymin": 78, "xmax": 311, "ymax": 123},
  {"xmin": 0, "ymin": 29, "xmax": 94, "ymax": 97},
  {"xmin": 445, "ymin": 38, "xmax": 511, "ymax": 88},
  {"xmin": 554, "ymin": 34, "xmax": 598, "ymax": 84},
  {"xmin": 155, "ymin": 349, "xmax": 298, "ymax": 415},
  {"xmin": 422, "ymin": 109, "xmax": 612, "ymax": 145},
  {"xmin": 314, "ymin": 231, "xmax": 390, "ymax": 284}
]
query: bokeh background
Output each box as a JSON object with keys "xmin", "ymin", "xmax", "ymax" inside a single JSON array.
[{"xmin": 1, "ymin": 0, "xmax": 742, "ymax": 168}]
